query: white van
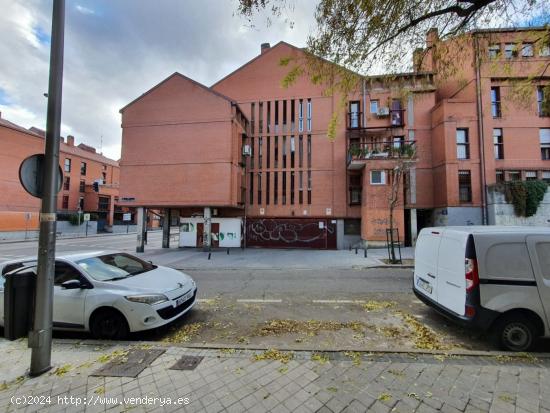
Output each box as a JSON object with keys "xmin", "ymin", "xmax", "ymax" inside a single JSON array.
[{"xmin": 413, "ymin": 226, "xmax": 550, "ymax": 351}]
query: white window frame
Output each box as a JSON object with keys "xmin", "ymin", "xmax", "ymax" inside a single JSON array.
[
  {"xmin": 298, "ymin": 100, "xmax": 304, "ymax": 132},
  {"xmin": 370, "ymin": 170, "xmax": 386, "ymax": 185},
  {"xmin": 370, "ymin": 100, "xmax": 379, "ymax": 114},
  {"xmin": 521, "ymin": 42, "xmax": 534, "ymax": 57},
  {"xmin": 488, "ymin": 44, "xmax": 500, "ymax": 58},
  {"xmin": 306, "ymin": 99, "xmax": 312, "ymax": 131}
]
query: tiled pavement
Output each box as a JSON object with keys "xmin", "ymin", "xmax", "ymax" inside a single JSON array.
[{"xmin": 1, "ymin": 340, "xmax": 549, "ymax": 412}]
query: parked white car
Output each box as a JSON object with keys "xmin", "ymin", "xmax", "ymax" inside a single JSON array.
[
  {"xmin": 0, "ymin": 251, "xmax": 197, "ymax": 339},
  {"xmin": 414, "ymin": 226, "xmax": 550, "ymax": 351}
]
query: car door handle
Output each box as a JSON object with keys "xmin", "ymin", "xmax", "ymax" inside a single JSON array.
[
  {"xmin": 446, "ymin": 281, "xmax": 461, "ymax": 288},
  {"xmin": 427, "ymin": 273, "xmax": 435, "ymax": 279}
]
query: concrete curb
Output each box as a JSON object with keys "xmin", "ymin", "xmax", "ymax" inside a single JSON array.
[
  {"xmin": 0, "ymin": 231, "xmax": 138, "ymax": 245},
  {"xmin": 53, "ymin": 338, "xmax": 550, "ymax": 359}
]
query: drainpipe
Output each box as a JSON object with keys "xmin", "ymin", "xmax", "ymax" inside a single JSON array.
[
  {"xmin": 362, "ymin": 78, "xmax": 367, "ymax": 127},
  {"xmin": 474, "ymin": 35, "xmax": 488, "ymax": 225}
]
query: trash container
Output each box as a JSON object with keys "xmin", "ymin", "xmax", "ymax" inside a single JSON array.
[{"xmin": 4, "ymin": 268, "xmax": 36, "ymax": 340}]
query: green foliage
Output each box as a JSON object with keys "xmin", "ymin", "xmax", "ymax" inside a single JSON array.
[
  {"xmin": 495, "ymin": 180, "xmax": 548, "ymax": 218},
  {"xmin": 69, "ymin": 213, "xmax": 84, "ymax": 226}
]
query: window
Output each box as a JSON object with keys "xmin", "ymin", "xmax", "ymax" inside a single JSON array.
[
  {"xmin": 290, "ymin": 171, "xmax": 295, "ymax": 204},
  {"xmin": 504, "ymin": 43, "xmax": 516, "ymax": 59},
  {"xmin": 266, "ymin": 137, "xmax": 270, "ymax": 169},
  {"xmin": 258, "ymin": 102, "xmax": 263, "ymax": 133},
  {"xmin": 307, "ymin": 170, "xmax": 312, "ymax": 204},
  {"xmin": 80, "ymin": 161, "xmax": 87, "ymax": 176},
  {"xmin": 488, "ymin": 44, "xmax": 500, "ymax": 58},
  {"xmin": 491, "ymin": 87, "xmax": 501, "ymax": 118},
  {"xmin": 521, "ymin": 42, "xmax": 534, "ymax": 57},
  {"xmin": 370, "ymin": 170, "xmax": 386, "ymax": 185},
  {"xmin": 64, "ymin": 158, "xmax": 71, "ymax": 172},
  {"xmin": 282, "ymin": 100, "xmax": 286, "ymax": 132},
  {"xmin": 496, "ymin": 171, "xmax": 504, "ymax": 183},
  {"xmin": 79, "ymin": 180, "xmax": 85, "ymax": 192},
  {"xmin": 258, "ymin": 137, "xmax": 263, "ymax": 169},
  {"xmin": 299, "ymin": 135, "xmax": 303, "ymax": 168},
  {"xmin": 76, "ymin": 253, "xmax": 155, "ymax": 282},
  {"xmin": 63, "ymin": 176, "xmax": 70, "ymax": 190},
  {"xmin": 306, "ymin": 98, "xmax": 312, "ymax": 131},
  {"xmin": 257, "ymin": 172, "xmax": 262, "ymax": 204},
  {"xmin": 493, "ymin": 128, "xmax": 504, "ymax": 160},
  {"xmin": 54, "ymin": 262, "xmax": 84, "ymax": 286},
  {"xmin": 537, "ymin": 86, "xmax": 549, "ymax": 117},
  {"xmin": 349, "ymin": 101, "xmax": 360, "ymax": 128},
  {"xmin": 274, "ymin": 137, "xmax": 278, "ymax": 168},
  {"xmin": 250, "ymin": 102, "xmax": 255, "ymax": 135},
  {"xmin": 541, "ymin": 129, "xmax": 550, "ymax": 160},
  {"xmin": 536, "ymin": 243, "xmax": 550, "ymax": 280},
  {"xmin": 98, "ymin": 196, "xmax": 109, "ymax": 211},
  {"xmin": 282, "ymin": 136, "xmax": 287, "ymax": 168},
  {"xmin": 266, "ymin": 172, "xmax": 270, "ymax": 205},
  {"xmin": 525, "ymin": 171, "xmax": 537, "ymax": 181},
  {"xmin": 298, "ymin": 99, "xmax": 303, "ymax": 132},
  {"xmin": 456, "ymin": 129, "xmax": 470, "ymax": 159},
  {"xmin": 543, "ymin": 171, "xmax": 550, "ymax": 184},
  {"xmin": 509, "ymin": 171, "xmax": 521, "ymax": 181},
  {"xmin": 540, "ymin": 43, "xmax": 550, "ymax": 57},
  {"xmin": 274, "ymin": 100, "xmax": 279, "ymax": 132},
  {"xmin": 249, "ymin": 172, "xmax": 254, "ymax": 205},
  {"xmin": 290, "ymin": 100, "xmax": 295, "ymax": 132},
  {"xmin": 274, "ymin": 172, "xmax": 278, "ymax": 204},
  {"xmin": 307, "ymin": 135, "xmax": 312, "ymax": 168},
  {"xmin": 102, "ymin": 172, "xmax": 106, "ymax": 183},
  {"xmin": 62, "ymin": 195, "xmax": 69, "ymax": 209},
  {"xmin": 299, "ymin": 171, "xmax": 303, "ymax": 204},
  {"xmin": 290, "ymin": 136, "xmax": 295, "ymax": 168},
  {"xmin": 349, "ymin": 174, "xmax": 362, "ymax": 205},
  {"xmin": 250, "ymin": 138, "xmax": 254, "ymax": 169},
  {"xmin": 79, "ymin": 196, "xmax": 84, "ymax": 210},
  {"xmin": 370, "ymin": 100, "xmax": 379, "ymax": 114},
  {"xmin": 282, "ymin": 171, "xmax": 287, "ymax": 205},
  {"xmin": 458, "ymin": 170, "xmax": 472, "ymax": 203},
  {"xmin": 344, "ymin": 219, "xmax": 361, "ymax": 235},
  {"xmin": 267, "ymin": 101, "xmax": 271, "ymax": 133}
]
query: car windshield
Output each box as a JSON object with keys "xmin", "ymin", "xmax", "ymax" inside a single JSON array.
[{"xmin": 76, "ymin": 253, "xmax": 155, "ymax": 281}]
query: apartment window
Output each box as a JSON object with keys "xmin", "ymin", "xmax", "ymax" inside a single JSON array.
[
  {"xmin": 521, "ymin": 42, "xmax": 534, "ymax": 57},
  {"xmin": 543, "ymin": 171, "xmax": 550, "ymax": 184},
  {"xmin": 64, "ymin": 158, "xmax": 71, "ymax": 172},
  {"xmin": 290, "ymin": 171, "xmax": 295, "ymax": 204},
  {"xmin": 349, "ymin": 101, "xmax": 360, "ymax": 128},
  {"xmin": 250, "ymin": 138, "xmax": 255, "ymax": 169},
  {"xmin": 458, "ymin": 170, "xmax": 472, "ymax": 203},
  {"xmin": 370, "ymin": 99, "xmax": 379, "ymax": 114},
  {"xmin": 282, "ymin": 171, "xmax": 287, "ymax": 205},
  {"xmin": 307, "ymin": 170, "xmax": 312, "ymax": 204},
  {"xmin": 349, "ymin": 174, "xmax": 362, "ymax": 205},
  {"xmin": 258, "ymin": 102, "xmax": 263, "ymax": 134},
  {"xmin": 504, "ymin": 43, "xmax": 516, "ymax": 59},
  {"xmin": 79, "ymin": 180, "xmax": 85, "ymax": 192},
  {"xmin": 257, "ymin": 172, "xmax": 262, "ymax": 204},
  {"xmin": 509, "ymin": 171, "xmax": 521, "ymax": 181},
  {"xmin": 307, "ymin": 135, "xmax": 312, "ymax": 168},
  {"xmin": 274, "ymin": 172, "xmax": 278, "ymax": 204},
  {"xmin": 258, "ymin": 137, "xmax": 263, "ymax": 169},
  {"xmin": 299, "ymin": 135, "xmax": 303, "ymax": 168},
  {"xmin": 493, "ymin": 128, "xmax": 504, "ymax": 160},
  {"xmin": 266, "ymin": 137, "xmax": 270, "ymax": 169},
  {"xmin": 540, "ymin": 43, "xmax": 550, "ymax": 57},
  {"xmin": 491, "ymin": 87, "xmax": 501, "ymax": 118},
  {"xmin": 266, "ymin": 172, "xmax": 270, "ymax": 205},
  {"xmin": 299, "ymin": 171, "xmax": 303, "ymax": 204},
  {"xmin": 80, "ymin": 161, "xmax": 87, "ymax": 176},
  {"xmin": 249, "ymin": 172, "xmax": 254, "ymax": 205},
  {"xmin": 306, "ymin": 98, "xmax": 312, "ymax": 131},
  {"xmin": 78, "ymin": 196, "xmax": 84, "ymax": 211},
  {"xmin": 537, "ymin": 86, "xmax": 549, "ymax": 117},
  {"xmin": 290, "ymin": 100, "xmax": 295, "ymax": 132},
  {"xmin": 102, "ymin": 172, "xmax": 106, "ymax": 183},
  {"xmin": 282, "ymin": 100, "xmax": 287, "ymax": 132},
  {"xmin": 274, "ymin": 137, "xmax": 278, "ymax": 168},
  {"xmin": 98, "ymin": 196, "xmax": 109, "ymax": 211},
  {"xmin": 496, "ymin": 171, "xmax": 504, "ymax": 183},
  {"xmin": 488, "ymin": 44, "xmax": 500, "ymax": 58},
  {"xmin": 525, "ymin": 171, "xmax": 537, "ymax": 181},
  {"xmin": 298, "ymin": 99, "xmax": 303, "ymax": 132},
  {"xmin": 63, "ymin": 176, "xmax": 70, "ymax": 190},
  {"xmin": 541, "ymin": 129, "xmax": 550, "ymax": 160},
  {"xmin": 274, "ymin": 100, "xmax": 279, "ymax": 132},
  {"xmin": 456, "ymin": 129, "xmax": 470, "ymax": 160},
  {"xmin": 290, "ymin": 136, "xmax": 295, "ymax": 168},
  {"xmin": 282, "ymin": 136, "xmax": 287, "ymax": 168},
  {"xmin": 267, "ymin": 101, "xmax": 271, "ymax": 133},
  {"xmin": 370, "ymin": 170, "xmax": 386, "ymax": 185},
  {"xmin": 62, "ymin": 195, "xmax": 69, "ymax": 209},
  {"xmin": 250, "ymin": 102, "xmax": 255, "ymax": 135}
]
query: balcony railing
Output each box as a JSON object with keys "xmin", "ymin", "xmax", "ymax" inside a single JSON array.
[
  {"xmin": 346, "ymin": 109, "xmax": 405, "ymax": 129},
  {"xmin": 347, "ymin": 140, "xmax": 416, "ymax": 164}
]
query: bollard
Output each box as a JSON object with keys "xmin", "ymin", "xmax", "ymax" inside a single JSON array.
[
  {"xmin": 208, "ymin": 253, "xmax": 211, "ymax": 260},
  {"xmin": 364, "ymin": 248, "xmax": 367, "ymax": 258},
  {"xmin": 355, "ymin": 248, "xmax": 358, "ymax": 254},
  {"xmin": 227, "ymin": 248, "xmax": 230, "ymax": 255}
]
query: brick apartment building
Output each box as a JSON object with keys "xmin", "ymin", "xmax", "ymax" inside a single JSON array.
[
  {"xmin": 0, "ymin": 115, "xmax": 120, "ymax": 233},
  {"xmin": 119, "ymin": 27, "xmax": 550, "ymax": 249}
]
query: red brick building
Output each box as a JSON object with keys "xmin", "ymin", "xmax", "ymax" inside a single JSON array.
[
  {"xmin": 119, "ymin": 27, "xmax": 550, "ymax": 249},
  {"xmin": 0, "ymin": 115, "xmax": 120, "ymax": 233}
]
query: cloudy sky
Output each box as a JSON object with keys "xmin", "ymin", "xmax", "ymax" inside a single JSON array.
[{"xmin": 0, "ymin": 0, "xmax": 316, "ymax": 160}]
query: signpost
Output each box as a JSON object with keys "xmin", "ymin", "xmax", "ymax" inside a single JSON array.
[
  {"xmin": 83, "ymin": 213, "xmax": 90, "ymax": 237},
  {"xmin": 123, "ymin": 212, "xmax": 132, "ymax": 233}
]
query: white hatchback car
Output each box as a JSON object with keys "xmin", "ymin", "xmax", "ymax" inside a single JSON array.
[{"xmin": 0, "ymin": 251, "xmax": 197, "ymax": 339}]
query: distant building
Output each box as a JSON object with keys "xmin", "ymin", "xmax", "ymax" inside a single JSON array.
[
  {"xmin": 0, "ymin": 113, "xmax": 120, "ymax": 234},
  {"xmin": 119, "ymin": 27, "xmax": 550, "ymax": 249}
]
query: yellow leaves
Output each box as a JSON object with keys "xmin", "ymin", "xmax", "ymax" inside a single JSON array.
[
  {"xmin": 281, "ymin": 66, "xmax": 304, "ymax": 89},
  {"xmin": 499, "ymin": 393, "xmax": 515, "ymax": 402},
  {"xmin": 278, "ymin": 366, "xmax": 289, "ymax": 374},
  {"xmin": 311, "ymin": 353, "xmax": 330, "ymax": 364},
  {"xmin": 378, "ymin": 393, "xmax": 392, "ymax": 402},
  {"xmin": 253, "ymin": 349, "xmax": 294, "ymax": 364},
  {"xmin": 163, "ymin": 322, "xmax": 203, "ymax": 343},
  {"xmin": 94, "ymin": 386, "xmax": 105, "ymax": 395},
  {"xmin": 97, "ymin": 349, "xmax": 129, "ymax": 364},
  {"xmin": 0, "ymin": 382, "xmax": 8, "ymax": 391},
  {"xmin": 256, "ymin": 319, "xmax": 365, "ymax": 336},
  {"xmin": 343, "ymin": 351, "xmax": 362, "ymax": 366},
  {"xmin": 52, "ymin": 364, "xmax": 72, "ymax": 377},
  {"xmin": 362, "ymin": 300, "xmax": 397, "ymax": 312},
  {"xmin": 397, "ymin": 311, "xmax": 449, "ymax": 350}
]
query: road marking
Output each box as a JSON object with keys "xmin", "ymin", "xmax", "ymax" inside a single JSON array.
[
  {"xmin": 236, "ymin": 299, "xmax": 283, "ymax": 303},
  {"xmin": 312, "ymin": 299, "xmax": 366, "ymax": 304}
]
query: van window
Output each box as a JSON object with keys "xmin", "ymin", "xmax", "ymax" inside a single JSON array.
[
  {"xmin": 486, "ymin": 243, "xmax": 532, "ymax": 279},
  {"xmin": 535, "ymin": 243, "xmax": 550, "ymax": 280}
]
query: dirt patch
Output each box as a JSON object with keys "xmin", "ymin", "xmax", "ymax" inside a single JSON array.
[
  {"xmin": 255, "ymin": 319, "xmax": 365, "ymax": 337},
  {"xmin": 380, "ymin": 259, "xmax": 415, "ymax": 266}
]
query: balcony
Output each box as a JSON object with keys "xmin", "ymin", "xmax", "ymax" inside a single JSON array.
[
  {"xmin": 346, "ymin": 109, "xmax": 405, "ymax": 130},
  {"xmin": 346, "ymin": 112, "xmax": 363, "ymax": 129},
  {"xmin": 390, "ymin": 109, "xmax": 405, "ymax": 127},
  {"xmin": 347, "ymin": 140, "xmax": 416, "ymax": 169}
]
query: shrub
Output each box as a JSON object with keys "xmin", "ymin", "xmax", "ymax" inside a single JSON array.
[
  {"xmin": 495, "ymin": 180, "xmax": 548, "ymax": 218},
  {"xmin": 69, "ymin": 213, "xmax": 83, "ymax": 226}
]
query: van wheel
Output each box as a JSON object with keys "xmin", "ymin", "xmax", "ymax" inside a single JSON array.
[
  {"xmin": 90, "ymin": 309, "xmax": 129, "ymax": 340},
  {"xmin": 492, "ymin": 314, "xmax": 537, "ymax": 352}
]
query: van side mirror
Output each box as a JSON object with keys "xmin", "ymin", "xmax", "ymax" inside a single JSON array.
[{"xmin": 61, "ymin": 279, "xmax": 91, "ymax": 290}]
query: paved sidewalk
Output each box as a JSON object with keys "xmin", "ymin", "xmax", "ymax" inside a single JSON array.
[{"xmin": 1, "ymin": 339, "xmax": 548, "ymax": 412}]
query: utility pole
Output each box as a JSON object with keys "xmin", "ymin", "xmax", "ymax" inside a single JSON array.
[{"xmin": 29, "ymin": 0, "xmax": 65, "ymax": 376}]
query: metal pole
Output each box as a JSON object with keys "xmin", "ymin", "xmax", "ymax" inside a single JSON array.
[{"xmin": 29, "ymin": 0, "xmax": 64, "ymax": 377}]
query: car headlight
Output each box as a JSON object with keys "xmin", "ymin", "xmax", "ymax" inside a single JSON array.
[{"xmin": 125, "ymin": 294, "xmax": 168, "ymax": 305}]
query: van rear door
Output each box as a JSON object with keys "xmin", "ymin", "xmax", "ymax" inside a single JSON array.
[
  {"xmin": 436, "ymin": 230, "xmax": 469, "ymax": 316},
  {"xmin": 526, "ymin": 235, "xmax": 550, "ymax": 331},
  {"xmin": 414, "ymin": 228, "xmax": 442, "ymax": 302}
]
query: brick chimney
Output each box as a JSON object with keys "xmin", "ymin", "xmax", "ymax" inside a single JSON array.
[
  {"xmin": 261, "ymin": 43, "xmax": 271, "ymax": 54},
  {"xmin": 67, "ymin": 135, "xmax": 75, "ymax": 146},
  {"xmin": 426, "ymin": 28, "xmax": 439, "ymax": 48}
]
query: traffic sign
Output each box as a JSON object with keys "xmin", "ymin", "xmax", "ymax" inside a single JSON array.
[
  {"xmin": 19, "ymin": 154, "xmax": 63, "ymax": 198},
  {"xmin": 123, "ymin": 213, "xmax": 132, "ymax": 222},
  {"xmin": 83, "ymin": 213, "xmax": 90, "ymax": 221}
]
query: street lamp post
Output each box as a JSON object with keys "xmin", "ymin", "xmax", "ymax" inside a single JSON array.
[{"xmin": 29, "ymin": 0, "xmax": 65, "ymax": 376}]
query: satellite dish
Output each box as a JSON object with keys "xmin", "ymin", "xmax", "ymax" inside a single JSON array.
[{"xmin": 19, "ymin": 154, "xmax": 63, "ymax": 198}]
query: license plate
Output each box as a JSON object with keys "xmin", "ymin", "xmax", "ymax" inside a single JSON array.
[
  {"xmin": 175, "ymin": 291, "xmax": 193, "ymax": 307},
  {"xmin": 416, "ymin": 278, "xmax": 433, "ymax": 294}
]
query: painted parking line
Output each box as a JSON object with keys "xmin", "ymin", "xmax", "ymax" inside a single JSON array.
[
  {"xmin": 236, "ymin": 299, "xmax": 283, "ymax": 303},
  {"xmin": 196, "ymin": 298, "xmax": 370, "ymax": 304},
  {"xmin": 312, "ymin": 299, "xmax": 366, "ymax": 304}
]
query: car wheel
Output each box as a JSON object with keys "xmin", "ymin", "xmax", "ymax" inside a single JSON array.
[
  {"xmin": 492, "ymin": 314, "xmax": 537, "ymax": 352},
  {"xmin": 90, "ymin": 309, "xmax": 129, "ymax": 340}
]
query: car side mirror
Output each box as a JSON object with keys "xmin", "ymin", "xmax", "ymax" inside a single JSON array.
[{"xmin": 61, "ymin": 279, "xmax": 90, "ymax": 290}]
